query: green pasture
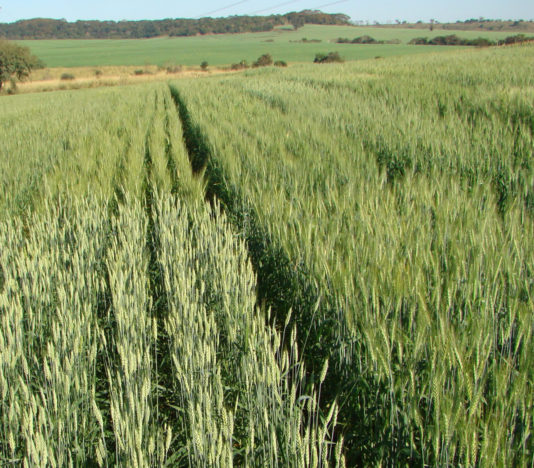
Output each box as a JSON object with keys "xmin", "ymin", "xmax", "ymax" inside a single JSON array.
[{"xmin": 18, "ymin": 24, "xmax": 513, "ymax": 67}]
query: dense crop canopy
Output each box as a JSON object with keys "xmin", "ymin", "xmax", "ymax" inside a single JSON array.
[{"xmin": 1, "ymin": 44, "xmax": 533, "ymax": 466}]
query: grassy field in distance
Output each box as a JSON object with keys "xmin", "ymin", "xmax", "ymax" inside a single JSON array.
[{"xmin": 18, "ymin": 24, "xmax": 515, "ymax": 67}]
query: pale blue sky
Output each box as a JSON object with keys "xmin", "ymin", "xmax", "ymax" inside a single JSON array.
[{"xmin": 0, "ymin": 0, "xmax": 532, "ymax": 23}]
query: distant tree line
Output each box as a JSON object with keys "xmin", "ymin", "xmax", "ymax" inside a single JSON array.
[
  {"xmin": 0, "ymin": 11, "xmax": 350, "ymax": 40},
  {"xmin": 408, "ymin": 34, "xmax": 534, "ymax": 47},
  {"xmin": 455, "ymin": 18, "xmax": 531, "ymax": 25},
  {"xmin": 368, "ymin": 19, "xmax": 534, "ymax": 33}
]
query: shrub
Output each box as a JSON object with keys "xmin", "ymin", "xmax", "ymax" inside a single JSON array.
[
  {"xmin": 352, "ymin": 35, "xmax": 378, "ymax": 44},
  {"xmin": 338, "ymin": 36, "xmax": 390, "ymax": 45},
  {"xmin": 429, "ymin": 34, "xmax": 463, "ymax": 45},
  {"xmin": 200, "ymin": 61, "xmax": 209, "ymax": 71},
  {"xmin": 231, "ymin": 60, "xmax": 249, "ymax": 70},
  {"xmin": 470, "ymin": 37, "xmax": 494, "ymax": 47},
  {"xmin": 253, "ymin": 53, "xmax": 273, "ymax": 67},
  {"xmin": 409, "ymin": 37, "xmax": 429, "ymax": 45},
  {"xmin": 134, "ymin": 69, "xmax": 145, "ymax": 75},
  {"xmin": 410, "ymin": 35, "xmax": 498, "ymax": 46},
  {"xmin": 161, "ymin": 62, "xmax": 182, "ymax": 74},
  {"xmin": 274, "ymin": 60, "xmax": 287, "ymax": 67},
  {"xmin": 60, "ymin": 73, "xmax": 75, "ymax": 80},
  {"xmin": 498, "ymin": 34, "xmax": 534, "ymax": 45},
  {"xmin": 94, "ymin": 69, "xmax": 103, "ymax": 78},
  {"xmin": 314, "ymin": 52, "xmax": 344, "ymax": 64}
]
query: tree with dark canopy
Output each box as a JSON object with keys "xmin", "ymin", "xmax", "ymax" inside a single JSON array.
[{"xmin": 0, "ymin": 40, "xmax": 43, "ymax": 91}]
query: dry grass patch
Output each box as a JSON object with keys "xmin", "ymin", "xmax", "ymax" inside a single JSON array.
[{"xmin": 12, "ymin": 65, "xmax": 237, "ymax": 95}]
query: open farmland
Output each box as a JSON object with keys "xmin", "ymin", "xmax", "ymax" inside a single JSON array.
[
  {"xmin": 18, "ymin": 24, "xmax": 514, "ymax": 68},
  {"xmin": 1, "ymin": 43, "xmax": 533, "ymax": 466}
]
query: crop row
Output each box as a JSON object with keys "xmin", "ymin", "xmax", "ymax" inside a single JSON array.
[
  {"xmin": 0, "ymin": 84, "xmax": 343, "ymax": 466},
  {"xmin": 172, "ymin": 44, "xmax": 534, "ymax": 466}
]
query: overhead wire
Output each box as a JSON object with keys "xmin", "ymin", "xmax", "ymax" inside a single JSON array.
[
  {"xmin": 196, "ymin": 0, "xmax": 253, "ymax": 18},
  {"xmin": 251, "ymin": 0, "xmax": 304, "ymax": 15},
  {"xmin": 196, "ymin": 0, "xmax": 349, "ymax": 19},
  {"xmin": 313, "ymin": 0, "xmax": 349, "ymax": 9}
]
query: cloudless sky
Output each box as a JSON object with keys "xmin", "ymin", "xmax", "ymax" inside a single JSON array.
[{"xmin": 0, "ymin": 0, "xmax": 532, "ymax": 24}]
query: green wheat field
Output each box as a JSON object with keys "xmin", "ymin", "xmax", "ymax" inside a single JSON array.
[
  {"xmin": 1, "ymin": 41, "xmax": 533, "ymax": 466},
  {"xmin": 19, "ymin": 24, "xmax": 515, "ymax": 67}
]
